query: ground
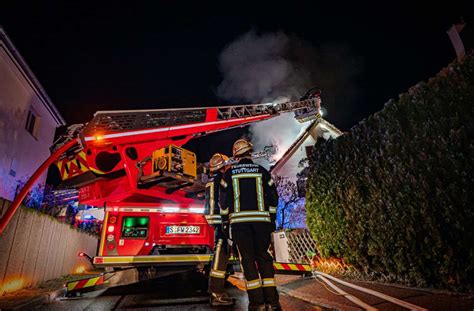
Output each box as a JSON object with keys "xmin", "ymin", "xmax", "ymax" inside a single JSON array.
[
  {"xmin": 0, "ymin": 274, "xmax": 87, "ymax": 310},
  {"xmin": 1, "ymin": 270, "xmax": 473, "ymax": 310},
  {"xmin": 37, "ymin": 271, "xmax": 317, "ymax": 310}
]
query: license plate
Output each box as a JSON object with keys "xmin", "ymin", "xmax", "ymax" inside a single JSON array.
[{"xmin": 166, "ymin": 225, "xmax": 200, "ymax": 235}]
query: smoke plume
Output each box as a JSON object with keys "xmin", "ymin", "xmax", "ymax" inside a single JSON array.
[{"xmin": 216, "ymin": 30, "xmax": 359, "ymax": 168}]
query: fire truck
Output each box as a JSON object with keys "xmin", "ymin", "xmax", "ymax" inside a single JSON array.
[{"xmin": 0, "ymin": 92, "xmax": 321, "ymax": 295}]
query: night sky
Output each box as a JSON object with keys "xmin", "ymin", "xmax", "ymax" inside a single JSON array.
[{"xmin": 1, "ymin": 2, "xmax": 471, "ymax": 159}]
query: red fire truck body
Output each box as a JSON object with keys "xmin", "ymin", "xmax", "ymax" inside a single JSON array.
[
  {"xmin": 62, "ymin": 108, "xmax": 278, "ymax": 266},
  {"xmin": 58, "ymin": 101, "xmax": 321, "ymax": 267},
  {"xmin": 0, "ymin": 97, "xmax": 321, "ymax": 268},
  {"xmin": 97, "ymin": 203, "xmax": 213, "ymax": 263},
  {"xmin": 74, "ymin": 110, "xmax": 271, "ymax": 206}
]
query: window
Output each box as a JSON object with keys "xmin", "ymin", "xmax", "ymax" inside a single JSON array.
[{"xmin": 25, "ymin": 109, "xmax": 40, "ymax": 139}]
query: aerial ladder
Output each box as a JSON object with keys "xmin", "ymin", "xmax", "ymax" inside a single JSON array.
[{"xmin": 0, "ymin": 89, "xmax": 322, "ymax": 296}]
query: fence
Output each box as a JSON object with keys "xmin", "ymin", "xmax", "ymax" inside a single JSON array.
[
  {"xmin": 273, "ymin": 228, "xmax": 317, "ymax": 264},
  {"xmin": 0, "ymin": 198, "xmax": 98, "ymax": 294},
  {"xmin": 286, "ymin": 229, "xmax": 317, "ymax": 263}
]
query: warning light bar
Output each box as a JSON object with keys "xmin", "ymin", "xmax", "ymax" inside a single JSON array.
[{"xmin": 105, "ymin": 205, "xmax": 205, "ymax": 214}]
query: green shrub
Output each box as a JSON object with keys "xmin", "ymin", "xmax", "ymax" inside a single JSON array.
[{"xmin": 306, "ymin": 54, "xmax": 474, "ymax": 290}]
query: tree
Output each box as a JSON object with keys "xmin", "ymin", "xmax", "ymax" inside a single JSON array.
[{"xmin": 274, "ymin": 175, "xmax": 305, "ymax": 229}]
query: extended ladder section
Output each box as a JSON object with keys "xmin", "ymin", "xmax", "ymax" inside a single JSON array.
[
  {"xmin": 46, "ymin": 95, "xmax": 321, "ymax": 204},
  {"xmin": 80, "ymin": 98, "xmax": 320, "ymax": 140},
  {"xmin": 0, "ymin": 91, "xmax": 321, "ymax": 235}
]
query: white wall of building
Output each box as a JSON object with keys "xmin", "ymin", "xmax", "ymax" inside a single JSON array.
[
  {"xmin": 274, "ymin": 133, "xmax": 317, "ymax": 182},
  {"xmin": 271, "ymin": 120, "xmax": 342, "ymax": 182},
  {"xmin": 0, "ymin": 29, "xmax": 64, "ymax": 201}
]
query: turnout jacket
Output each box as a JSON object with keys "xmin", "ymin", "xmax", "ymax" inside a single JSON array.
[
  {"xmin": 204, "ymin": 172, "xmax": 223, "ymax": 226},
  {"xmin": 219, "ymin": 158, "xmax": 278, "ymax": 225}
]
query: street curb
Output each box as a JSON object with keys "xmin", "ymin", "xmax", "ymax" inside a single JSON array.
[
  {"xmin": 0, "ymin": 288, "xmax": 65, "ymax": 311},
  {"xmin": 278, "ymin": 285, "xmax": 347, "ymax": 311}
]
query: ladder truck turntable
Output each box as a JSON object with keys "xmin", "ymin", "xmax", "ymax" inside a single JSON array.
[{"xmin": 0, "ymin": 90, "xmax": 322, "ymax": 296}]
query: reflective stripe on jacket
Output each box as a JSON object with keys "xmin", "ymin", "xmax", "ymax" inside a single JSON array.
[
  {"xmin": 219, "ymin": 158, "xmax": 278, "ymax": 225},
  {"xmin": 205, "ymin": 172, "xmax": 223, "ymax": 225}
]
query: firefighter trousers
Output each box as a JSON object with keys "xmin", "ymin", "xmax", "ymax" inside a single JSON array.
[
  {"xmin": 231, "ymin": 222, "xmax": 279, "ymax": 307},
  {"xmin": 208, "ymin": 226, "xmax": 229, "ymax": 293}
]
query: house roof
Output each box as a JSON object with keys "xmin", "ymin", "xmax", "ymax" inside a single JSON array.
[
  {"xmin": 270, "ymin": 118, "xmax": 343, "ymax": 174},
  {"xmin": 0, "ymin": 27, "xmax": 65, "ymax": 126}
]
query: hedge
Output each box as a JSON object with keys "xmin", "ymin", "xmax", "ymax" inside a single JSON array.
[{"xmin": 305, "ymin": 53, "xmax": 474, "ymax": 290}]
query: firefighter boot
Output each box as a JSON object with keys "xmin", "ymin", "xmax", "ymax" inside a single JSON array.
[
  {"xmin": 249, "ymin": 304, "xmax": 267, "ymax": 311},
  {"xmin": 266, "ymin": 302, "xmax": 282, "ymax": 311},
  {"xmin": 210, "ymin": 292, "xmax": 234, "ymax": 306}
]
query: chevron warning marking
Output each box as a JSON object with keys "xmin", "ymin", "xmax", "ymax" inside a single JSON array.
[
  {"xmin": 66, "ymin": 275, "xmax": 106, "ymax": 292},
  {"xmin": 273, "ymin": 262, "xmax": 311, "ymax": 272}
]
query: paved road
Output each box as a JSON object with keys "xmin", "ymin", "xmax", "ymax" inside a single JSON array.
[{"xmin": 40, "ymin": 271, "xmax": 320, "ymax": 310}]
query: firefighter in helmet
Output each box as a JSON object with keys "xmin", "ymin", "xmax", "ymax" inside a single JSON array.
[
  {"xmin": 205, "ymin": 153, "xmax": 235, "ymax": 306},
  {"xmin": 219, "ymin": 139, "xmax": 281, "ymax": 311}
]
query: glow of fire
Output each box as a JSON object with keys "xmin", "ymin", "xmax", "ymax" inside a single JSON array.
[
  {"xmin": 311, "ymin": 256, "xmax": 351, "ymax": 275},
  {"xmin": 0, "ymin": 276, "xmax": 25, "ymax": 293},
  {"xmin": 75, "ymin": 265, "xmax": 86, "ymax": 274}
]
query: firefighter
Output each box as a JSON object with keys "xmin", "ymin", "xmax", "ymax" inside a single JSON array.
[
  {"xmin": 219, "ymin": 139, "xmax": 281, "ymax": 311},
  {"xmin": 205, "ymin": 153, "xmax": 235, "ymax": 306}
]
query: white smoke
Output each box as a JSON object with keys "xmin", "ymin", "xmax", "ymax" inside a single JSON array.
[
  {"xmin": 249, "ymin": 113, "xmax": 310, "ymax": 168},
  {"xmin": 217, "ymin": 30, "xmax": 309, "ymax": 103},
  {"xmin": 216, "ymin": 30, "xmax": 359, "ymax": 169},
  {"xmin": 217, "ymin": 31, "xmax": 311, "ymax": 168}
]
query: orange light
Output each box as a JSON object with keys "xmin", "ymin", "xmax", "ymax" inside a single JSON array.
[
  {"xmin": 95, "ymin": 135, "xmax": 104, "ymax": 141},
  {"xmin": 108, "ymin": 225, "xmax": 115, "ymax": 233},
  {"xmin": 0, "ymin": 277, "xmax": 25, "ymax": 293},
  {"xmin": 74, "ymin": 265, "xmax": 86, "ymax": 274},
  {"xmin": 311, "ymin": 255, "xmax": 351, "ymax": 275}
]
